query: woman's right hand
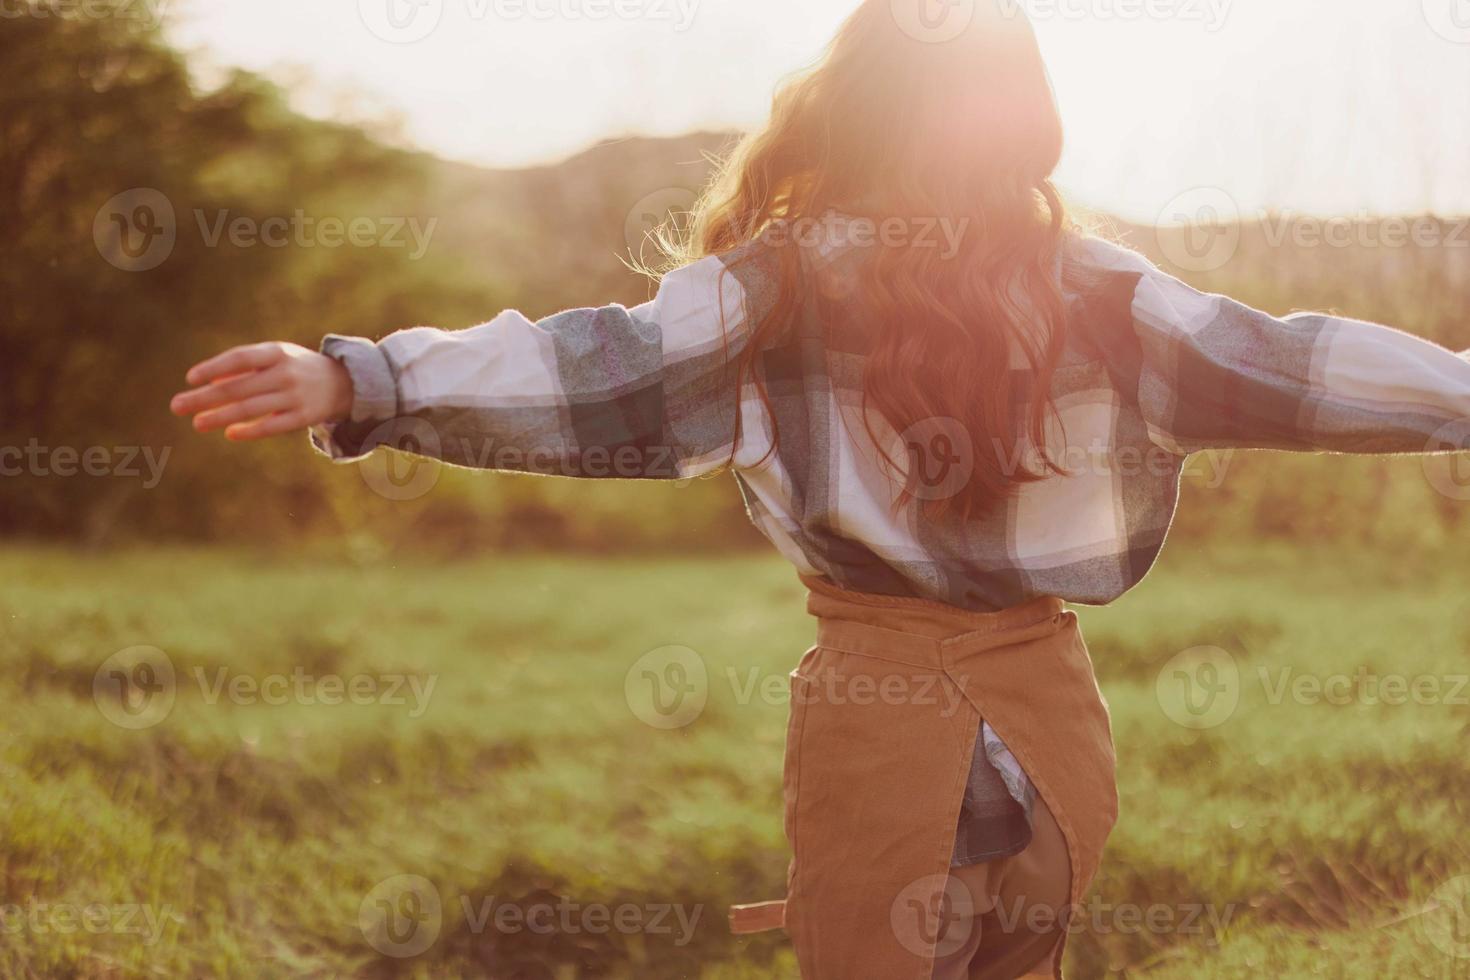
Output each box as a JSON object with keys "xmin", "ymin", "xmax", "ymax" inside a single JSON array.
[{"xmin": 170, "ymin": 342, "xmax": 354, "ymax": 441}]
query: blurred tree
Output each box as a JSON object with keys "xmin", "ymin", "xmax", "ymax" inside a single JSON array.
[{"xmin": 0, "ymin": 2, "xmax": 501, "ymax": 545}]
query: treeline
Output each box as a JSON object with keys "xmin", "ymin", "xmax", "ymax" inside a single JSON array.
[{"xmin": 4, "ymin": 3, "xmax": 1467, "ymax": 555}]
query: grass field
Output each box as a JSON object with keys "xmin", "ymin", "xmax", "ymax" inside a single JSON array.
[{"xmin": 1, "ymin": 543, "xmax": 1467, "ymax": 979}]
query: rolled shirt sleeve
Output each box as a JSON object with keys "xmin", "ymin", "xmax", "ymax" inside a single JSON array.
[{"xmin": 310, "ymin": 254, "xmax": 753, "ymax": 479}]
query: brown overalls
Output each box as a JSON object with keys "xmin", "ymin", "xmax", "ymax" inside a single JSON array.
[{"xmin": 731, "ymin": 577, "xmax": 1119, "ymax": 979}]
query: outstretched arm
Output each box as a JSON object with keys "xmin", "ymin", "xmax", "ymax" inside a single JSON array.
[
  {"xmin": 1079, "ymin": 238, "xmax": 1470, "ymax": 456},
  {"xmin": 172, "ymin": 255, "xmax": 755, "ymax": 480}
]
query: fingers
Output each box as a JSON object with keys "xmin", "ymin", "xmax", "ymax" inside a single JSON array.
[
  {"xmin": 171, "ymin": 366, "xmax": 283, "ymax": 418},
  {"xmin": 193, "ymin": 393, "xmax": 295, "ymax": 434},
  {"xmin": 224, "ymin": 411, "xmax": 309, "ymax": 442},
  {"xmin": 174, "ymin": 341, "xmax": 322, "ymax": 442},
  {"xmin": 185, "ymin": 343, "xmax": 286, "ymax": 387}
]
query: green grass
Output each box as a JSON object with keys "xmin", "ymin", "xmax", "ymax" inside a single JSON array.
[{"xmin": 0, "ymin": 544, "xmax": 1467, "ymax": 978}]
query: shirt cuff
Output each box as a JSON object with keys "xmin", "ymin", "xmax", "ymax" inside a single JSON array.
[{"xmin": 309, "ymin": 335, "xmax": 398, "ymax": 462}]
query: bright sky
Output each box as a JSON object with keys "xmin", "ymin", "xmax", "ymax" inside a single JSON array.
[{"xmin": 166, "ymin": 0, "xmax": 1470, "ymax": 223}]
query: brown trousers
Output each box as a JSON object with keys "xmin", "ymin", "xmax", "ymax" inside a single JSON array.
[{"xmin": 730, "ymin": 578, "xmax": 1119, "ymax": 980}]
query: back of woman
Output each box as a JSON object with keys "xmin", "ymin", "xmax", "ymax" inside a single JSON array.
[
  {"xmin": 171, "ymin": 2, "xmax": 1470, "ymax": 976},
  {"xmin": 720, "ymin": 224, "xmax": 1177, "ymax": 613}
]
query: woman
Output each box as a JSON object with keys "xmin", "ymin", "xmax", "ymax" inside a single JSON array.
[{"xmin": 170, "ymin": 2, "xmax": 1470, "ymax": 977}]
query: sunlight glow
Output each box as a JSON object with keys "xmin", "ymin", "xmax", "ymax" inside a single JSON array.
[{"xmin": 167, "ymin": 0, "xmax": 1470, "ymax": 222}]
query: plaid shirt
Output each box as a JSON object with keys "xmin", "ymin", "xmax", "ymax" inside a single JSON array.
[{"xmin": 314, "ymin": 223, "xmax": 1470, "ymax": 865}]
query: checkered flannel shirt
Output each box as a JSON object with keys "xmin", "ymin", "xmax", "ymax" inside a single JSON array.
[{"xmin": 313, "ymin": 223, "xmax": 1470, "ymax": 865}]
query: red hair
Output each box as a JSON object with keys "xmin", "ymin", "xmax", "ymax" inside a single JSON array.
[{"xmin": 668, "ymin": 0, "xmax": 1070, "ymax": 517}]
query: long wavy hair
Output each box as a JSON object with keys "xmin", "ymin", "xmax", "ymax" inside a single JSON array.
[{"xmin": 661, "ymin": 0, "xmax": 1071, "ymax": 518}]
